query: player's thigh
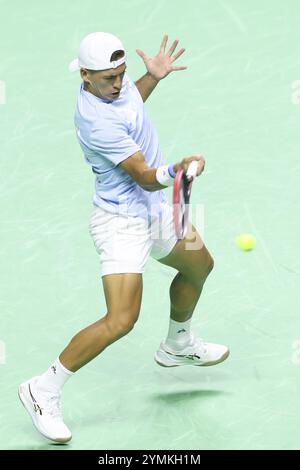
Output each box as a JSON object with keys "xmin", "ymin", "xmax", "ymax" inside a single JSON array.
[
  {"xmin": 157, "ymin": 223, "xmax": 214, "ymax": 281},
  {"xmin": 102, "ymin": 273, "xmax": 143, "ymax": 325}
]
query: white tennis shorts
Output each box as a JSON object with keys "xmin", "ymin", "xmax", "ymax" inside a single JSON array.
[{"xmin": 89, "ymin": 203, "xmax": 179, "ymax": 276}]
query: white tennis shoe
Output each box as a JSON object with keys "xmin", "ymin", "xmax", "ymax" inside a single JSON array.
[
  {"xmin": 154, "ymin": 335, "xmax": 229, "ymax": 367},
  {"xmin": 18, "ymin": 376, "xmax": 72, "ymax": 443}
]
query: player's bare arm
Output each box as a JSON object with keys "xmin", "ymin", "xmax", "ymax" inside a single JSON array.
[{"xmin": 120, "ymin": 151, "xmax": 206, "ymax": 191}]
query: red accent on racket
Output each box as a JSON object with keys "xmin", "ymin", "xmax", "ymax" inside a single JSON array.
[{"xmin": 173, "ymin": 161, "xmax": 198, "ymax": 239}]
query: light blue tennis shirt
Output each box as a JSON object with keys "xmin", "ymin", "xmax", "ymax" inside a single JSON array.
[{"xmin": 74, "ymin": 73, "xmax": 167, "ymax": 219}]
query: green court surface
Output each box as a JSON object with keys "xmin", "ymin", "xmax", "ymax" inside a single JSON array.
[{"xmin": 1, "ymin": 0, "xmax": 300, "ymax": 450}]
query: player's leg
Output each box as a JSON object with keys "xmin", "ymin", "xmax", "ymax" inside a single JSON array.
[
  {"xmin": 60, "ymin": 273, "xmax": 143, "ymax": 371},
  {"xmin": 18, "ymin": 273, "xmax": 143, "ymax": 443},
  {"xmin": 157, "ymin": 223, "xmax": 213, "ymax": 323},
  {"xmin": 153, "ymin": 219, "xmax": 229, "ymax": 367},
  {"xmin": 19, "ymin": 201, "xmax": 151, "ymax": 442}
]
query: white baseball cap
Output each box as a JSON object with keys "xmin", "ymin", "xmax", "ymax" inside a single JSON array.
[{"xmin": 69, "ymin": 32, "xmax": 126, "ymax": 72}]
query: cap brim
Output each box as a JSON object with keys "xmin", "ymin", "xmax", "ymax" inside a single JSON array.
[{"xmin": 69, "ymin": 58, "xmax": 80, "ymax": 72}]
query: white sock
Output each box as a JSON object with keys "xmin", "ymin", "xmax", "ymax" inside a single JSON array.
[
  {"xmin": 165, "ymin": 318, "xmax": 192, "ymax": 350},
  {"xmin": 37, "ymin": 357, "xmax": 74, "ymax": 394}
]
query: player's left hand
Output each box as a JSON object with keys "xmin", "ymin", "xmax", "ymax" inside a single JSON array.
[{"xmin": 136, "ymin": 34, "xmax": 187, "ymax": 81}]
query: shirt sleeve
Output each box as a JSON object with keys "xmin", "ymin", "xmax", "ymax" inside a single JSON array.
[{"xmin": 89, "ymin": 114, "xmax": 141, "ymax": 166}]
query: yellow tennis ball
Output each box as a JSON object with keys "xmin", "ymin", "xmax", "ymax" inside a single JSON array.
[{"xmin": 235, "ymin": 234, "xmax": 256, "ymax": 251}]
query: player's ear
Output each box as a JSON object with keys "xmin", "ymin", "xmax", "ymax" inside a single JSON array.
[{"xmin": 80, "ymin": 68, "xmax": 91, "ymax": 84}]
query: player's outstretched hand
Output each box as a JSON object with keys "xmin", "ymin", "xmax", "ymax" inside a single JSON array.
[{"xmin": 136, "ymin": 34, "xmax": 187, "ymax": 81}]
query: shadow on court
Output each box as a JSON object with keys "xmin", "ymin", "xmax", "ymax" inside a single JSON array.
[{"xmin": 151, "ymin": 389, "xmax": 229, "ymax": 405}]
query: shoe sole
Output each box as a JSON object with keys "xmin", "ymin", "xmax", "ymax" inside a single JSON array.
[
  {"xmin": 154, "ymin": 348, "xmax": 230, "ymax": 367},
  {"xmin": 18, "ymin": 384, "xmax": 72, "ymax": 444}
]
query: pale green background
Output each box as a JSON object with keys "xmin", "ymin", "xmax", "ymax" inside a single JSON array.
[{"xmin": 0, "ymin": 0, "xmax": 300, "ymax": 450}]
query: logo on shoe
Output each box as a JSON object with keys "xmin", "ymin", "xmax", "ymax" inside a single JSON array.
[
  {"xmin": 175, "ymin": 353, "xmax": 201, "ymax": 360},
  {"xmin": 177, "ymin": 329, "xmax": 186, "ymax": 334},
  {"xmin": 187, "ymin": 354, "xmax": 201, "ymax": 360},
  {"xmin": 33, "ymin": 403, "xmax": 43, "ymax": 415},
  {"xmin": 51, "ymin": 366, "xmax": 57, "ymax": 374},
  {"xmin": 28, "ymin": 384, "xmax": 43, "ymax": 416}
]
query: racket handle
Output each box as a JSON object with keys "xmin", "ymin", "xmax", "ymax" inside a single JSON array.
[{"xmin": 186, "ymin": 160, "xmax": 198, "ymax": 179}]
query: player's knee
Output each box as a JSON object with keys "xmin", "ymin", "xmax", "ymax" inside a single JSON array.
[
  {"xmin": 189, "ymin": 254, "xmax": 214, "ymax": 285},
  {"xmin": 106, "ymin": 312, "xmax": 138, "ymax": 338},
  {"xmin": 118, "ymin": 316, "xmax": 136, "ymax": 335}
]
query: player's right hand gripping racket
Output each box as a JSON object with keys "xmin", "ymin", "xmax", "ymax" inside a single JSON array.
[{"xmin": 173, "ymin": 160, "xmax": 198, "ymax": 239}]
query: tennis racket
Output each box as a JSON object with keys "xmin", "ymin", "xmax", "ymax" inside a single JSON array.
[{"xmin": 173, "ymin": 160, "xmax": 198, "ymax": 239}]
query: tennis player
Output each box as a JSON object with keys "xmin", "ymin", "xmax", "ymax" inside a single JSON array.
[{"xmin": 18, "ymin": 32, "xmax": 229, "ymax": 443}]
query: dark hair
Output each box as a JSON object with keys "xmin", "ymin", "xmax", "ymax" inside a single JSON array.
[{"xmin": 110, "ymin": 50, "xmax": 125, "ymax": 61}]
